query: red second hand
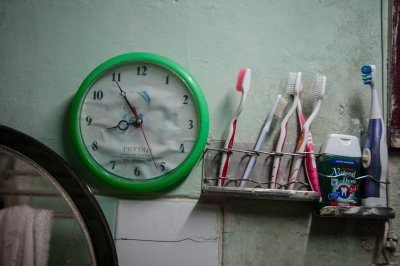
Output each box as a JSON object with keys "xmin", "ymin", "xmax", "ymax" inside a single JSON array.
[{"xmin": 131, "ymin": 106, "xmax": 158, "ymax": 169}]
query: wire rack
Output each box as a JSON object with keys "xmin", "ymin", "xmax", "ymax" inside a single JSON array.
[
  {"xmin": 201, "ymin": 141, "xmax": 395, "ymax": 219},
  {"xmin": 201, "ymin": 141, "xmax": 320, "ymax": 201}
]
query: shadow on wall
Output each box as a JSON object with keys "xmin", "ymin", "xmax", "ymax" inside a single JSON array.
[
  {"xmin": 214, "ymin": 198, "xmax": 383, "ymax": 265},
  {"xmin": 304, "ymin": 216, "xmax": 384, "ymax": 265}
]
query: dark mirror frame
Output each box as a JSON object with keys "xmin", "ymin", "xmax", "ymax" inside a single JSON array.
[{"xmin": 0, "ymin": 124, "xmax": 118, "ymax": 265}]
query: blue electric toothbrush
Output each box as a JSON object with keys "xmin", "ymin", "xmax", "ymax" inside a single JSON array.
[{"xmin": 361, "ymin": 65, "xmax": 388, "ymax": 207}]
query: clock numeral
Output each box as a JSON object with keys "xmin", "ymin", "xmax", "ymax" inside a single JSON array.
[
  {"xmin": 86, "ymin": 116, "xmax": 92, "ymax": 125},
  {"xmin": 137, "ymin": 66, "xmax": 147, "ymax": 76},
  {"xmin": 179, "ymin": 144, "xmax": 185, "ymax": 153},
  {"xmin": 134, "ymin": 167, "xmax": 141, "ymax": 176},
  {"xmin": 92, "ymin": 141, "xmax": 98, "ymax": 151},
  {"xmin": 110, "ymin": 161, "xmax": 116, "ymax": 170},
  {"xmin": 160, "ymin": 162, "xmax": 166, "ymax": 171},
  {"xmin": 93, "ymin": 90, "xmax": 104, "ymax": 100},
  {"xmin": 183, "ymin": 95, "xmax": 189, "ymax": 104},
  {"xmin": 166, "ymin": 75, "xmax": 169, "ymax": 84},
  {"xmin": 112, "ymin": 72, "xmax": 121, "ymax": 82},
  {"xmin": 188, "ymin": 120, "xmax": 194, "ymax": 130}
]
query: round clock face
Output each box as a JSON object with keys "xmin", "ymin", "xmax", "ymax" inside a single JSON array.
[{"xmin": 71, "ymin": 53, "xmax": 209, "ymax": 192}]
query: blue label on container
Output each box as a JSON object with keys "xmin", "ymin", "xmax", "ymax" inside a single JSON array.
[{"xmin": 331, "ymin": 159, "xmax": 358, "ymax": 165}]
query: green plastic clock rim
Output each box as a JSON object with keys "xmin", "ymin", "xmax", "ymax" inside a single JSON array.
[{"xmin": 70, "ymin": 52, "xmax": 209, "ymax": 192}]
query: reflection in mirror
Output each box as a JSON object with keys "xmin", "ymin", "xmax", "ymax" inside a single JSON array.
[{"xmin": 0, "ymin": 145, "xmax": 96, "ymax": 266}]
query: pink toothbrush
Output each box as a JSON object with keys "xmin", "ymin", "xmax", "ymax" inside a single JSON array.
[
  {"xmin": 219, "ymin": 68, "xmax": 251, "ymax": 186},
  {"xmin": 297, "ymin": 80, "xmax": 321, "ymax": 196}
]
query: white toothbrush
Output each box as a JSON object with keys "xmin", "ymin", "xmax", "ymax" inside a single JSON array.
[
  {"xmin": 240, "ymin": 94, "xmax": 287, "ymax": 187},
  {"xmin": 219, "ymin": 68, "xmax": 251, "ymax": 187},
  {"xmin": 270, "ymin": 72, "xmax": 301, "ymax": 189},
  {"xmin": 288, "ymin": 74, "xmax": 326, "ymax": 190}
]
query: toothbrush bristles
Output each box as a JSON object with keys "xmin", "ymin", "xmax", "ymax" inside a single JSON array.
[
  {"xmin": 362, "ymin": 75, "xmax": 373, "ymax": 85},
  {"xmin": 274, "ymin": 97, "xmax": 288, "ymax": 118},
  {"xmin": 286, "ymin": 72, "xmax": 297, "ymax": 95},
  {"xmin": 236, "ymin": 69, "xmax": 246, "ymax": 92},
  {"xmin": 361, "ymin": 65, "xmax": 374, "ymax": 85},
  {"xmin": 312, "ymin": 74, "xmax": 326, "ymax": 99}
]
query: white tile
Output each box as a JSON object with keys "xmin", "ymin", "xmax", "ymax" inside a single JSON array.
[
  {"xmin": 115, "ymin": 199, "xmax": 219, "ymax": 266},
  {"xmin": 115, "ymin": 239, "xmax": 218, "ymax": 266},
  {"xmin": 116, "ymin": 199, "xmax": 218, "ymax": 241}
]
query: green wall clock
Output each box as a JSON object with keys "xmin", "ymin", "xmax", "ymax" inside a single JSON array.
[{"xmin": 71, "ymin": 53, "xmax": 209, "ymax": 192}]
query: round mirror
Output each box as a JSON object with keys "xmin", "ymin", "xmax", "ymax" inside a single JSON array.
[{"xmin": 0, "ymin": 125, "xmax": 118, "ymax": 266}]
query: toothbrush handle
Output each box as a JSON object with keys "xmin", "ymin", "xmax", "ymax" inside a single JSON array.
[
  {"xmin": 361, "ymin": 118, "xmax": 388, "ymax": 206},
  {"xmin": 270, "ymin": 125, "xmax": 288, "ymax": 189},
  {"xmin": 240, "ymin": 154, "xmax": 257, "ymax": 186},
  {"xmin": 270, "ymin": 157, "xmax": 282, "ymax": 189},
  {"xmin": 289, "ymin": 101, "xmax": 321, "ymax": 190},
  {"xmin": 270, "ymin": 96, "xmax": 298, "ymax": 189},
  {"xmin": 288, "ymin": 129, "xmax": 308, "ymax": 190},
  {"xmin": 288, "ymin": 156, "xmax": 302, "ymax": 190},
  {"xmin": 304, "ymin": 134, "xmax": 321, "ymax": 195},
  {"xmin": 298, "ymin": 111, "xmax": 321, "ymax": 195},
  {"xmin": 240, "ymin": 117, "xmax": 274, "ymax": 187},
  {"xmin": 219, "ymin": 119, "xmax": 237, "ymax": 186}
]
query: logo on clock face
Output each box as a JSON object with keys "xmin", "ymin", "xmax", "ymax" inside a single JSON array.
[{"xmin": 138, "ymin": 91, "xmax": 151, "ymax": 105}]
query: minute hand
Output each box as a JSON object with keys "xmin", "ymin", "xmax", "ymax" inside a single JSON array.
[{"xmin": 114, "ymin": 81, "xmax": 158, "ymax": 169}]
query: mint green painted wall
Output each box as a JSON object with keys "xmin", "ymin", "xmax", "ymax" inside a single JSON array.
[
  {"xmin": 0, "ymin": 0, "xmax": 399, "ymax": 265},
  {"xmin": 0, "ymin": 0, "xmax": 386, "ymax": 196}
]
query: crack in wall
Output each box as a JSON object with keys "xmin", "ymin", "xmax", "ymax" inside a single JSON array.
[{"xmin": 116, "ymin": 236, "xmax": 219, "ymax": 243}]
